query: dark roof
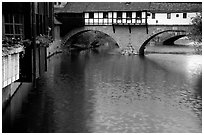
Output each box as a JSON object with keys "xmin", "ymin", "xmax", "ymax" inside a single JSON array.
[
  {"xmin": 59, "ymin": 2, "xmax": 150, "ymax": 13},
  {"xmin": 57, "ymin": 2, "xmax": 202, "ymax": 13},
  {"xmin": 150, "ymin": 2, "xmax": 202, "ymax": 13}
]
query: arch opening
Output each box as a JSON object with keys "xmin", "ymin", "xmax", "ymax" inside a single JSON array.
[
  {"xmin": 64, "ymin": 30, "xmax": 119, "ymax": 52},
  {"xmin": 139, "ymin": 30, "xmax": 186, "ymax": 55},
  {"xmin": 163, "ymin": 35, "xmax": 187, "ymax": 45}
]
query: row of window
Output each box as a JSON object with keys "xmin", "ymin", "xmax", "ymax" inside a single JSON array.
[
  {"xmin": 86, "ymin": 12, "xmax": 143, "ymax": 19},
  {"xmin": 152, "ymin": 13, "xmax": 187, "ymax": 19},
  {"xmin": 85, "ymin": 18, "xmax": 146, "ymax": 25},
  {"xmin": 86, "ymin": 12, "xmax": 188, "ymax": 20}
]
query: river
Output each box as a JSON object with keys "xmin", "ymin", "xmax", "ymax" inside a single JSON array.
[{"xmin": 3, "ymin": 48, "xmax": 202, "ymax": 133}]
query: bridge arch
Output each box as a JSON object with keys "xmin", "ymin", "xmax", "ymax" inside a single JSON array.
[
  {"xmin": 61, "ymin": 26, "xmax": 120, "ymax": 48},
  {"xmin": 139, "ymin": 29, "xmax": 186, "ymax": 55},
  {"xmin": 64, "ymin": 30, "xmax": 119, "ymax": 49},
  {"xmin": 60, "ymin": 25, "xmax": 190, "ymax": 55}
]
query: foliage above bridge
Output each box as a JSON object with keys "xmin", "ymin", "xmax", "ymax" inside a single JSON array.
[{"xmin": 189, "ymin": 13, "xmax": 202, "ymax": 43}]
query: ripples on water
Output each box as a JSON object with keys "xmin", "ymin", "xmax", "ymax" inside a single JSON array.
[{"xmin": 3, "ymin": 49, "xmax": 202, "ymax": 133}]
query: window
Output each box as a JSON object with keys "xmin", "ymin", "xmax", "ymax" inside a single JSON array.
[
  {"xmin": 183, "ymin": 13, "xmax": 187, "ymax": 18},
  {"xmin": 167, "ymin": 13, "xmax": 171, "ymax": 19},
  {"xmin": 89, "ymin": 12, "xmax": 94, "ymax": 18},
  {"xmin": 103, "ymin": 12, "xmax": 108, "ymax": 18},
  {"xmin": 152, "ymin": 13, "xmax": 155, "ymax": 19},
  {"xmin": 4, "ymin": 14, "xmax": 24, "ymax": 38},
  {"xmin": 176, "ymin": 14, "xmax": 179, "ymax": 17},
  {"xmin": 126, "ymin": 12, "xmax": 132, "ymax": 19},
  {"xmin": 117, "ymin": 12, "xmax": 122, "ymax": 18}
]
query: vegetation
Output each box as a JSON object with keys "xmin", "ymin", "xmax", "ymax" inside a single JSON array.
[
  {"xmin": 190, "ymin": 13, "xmax": 202, "ymax": 42},
  {"xmin": 36, "ymin": 34, "xmax": 53, "ymax": 47},
  {"xmin": 189, "ymin": 13, "xmax": 202, "ymax": 54},
  {"xmin": 2, "ymin": 35, "xmax": 53, "ymax": 55},
  {"xmin": 2, "ymin": 37, "xmax": 31, "ymax": 55},
  {"xmin": 2, "ymin": 37, "xmax": 31, "ymax": 47}
]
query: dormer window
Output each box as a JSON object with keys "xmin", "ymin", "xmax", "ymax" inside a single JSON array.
[{"xmin": 125, "ymin": 2, "xmax": 131, "ymax": 6}]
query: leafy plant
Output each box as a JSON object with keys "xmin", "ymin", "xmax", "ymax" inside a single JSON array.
[
  {"xmin": 2, "ymin": 37, "xmax": 30, "ymax": 56},
  {"xmin": 2, "ymin": 37, "xmax": 31, "ymax": 48},
  {"xmin": 36, "ymin": 34, "xmax": 53, "ymax": 47},
  {"xmin": 189, "ymin": 13, "xmax": 202, "ymax": 54},
  {"xmin": 3, "ymin": 37, "xmax": 21, "ymax": 47},
  {"xmin": 189, "ymin": 13, "xmax": 202, "ymax": 43}
]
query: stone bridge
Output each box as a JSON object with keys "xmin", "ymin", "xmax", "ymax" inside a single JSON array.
[{"xmin": 61, "ymin": 25, "xmax": 191, "ymax": 55}]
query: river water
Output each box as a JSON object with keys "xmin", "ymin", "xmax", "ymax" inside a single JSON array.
[{"xmin": 3, "ymin": 49, "xmax": 202, "ymax": 133}]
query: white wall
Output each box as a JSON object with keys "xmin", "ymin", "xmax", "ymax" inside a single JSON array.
[{"xmin": 148, "ymin": 12, "xmax": 198, "ymax": 25}]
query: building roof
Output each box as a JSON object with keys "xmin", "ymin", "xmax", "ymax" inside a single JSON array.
[
  {"xmin": 149, "ymin": 2, "xmax": 202, "ymax": 13},
  {"xmin": 57, "ymin": 2, "xmax": 202, "ymax": 13},
  {"xmin": 59, "ymin": 2, "xmax": 150, "ymax": 13}
]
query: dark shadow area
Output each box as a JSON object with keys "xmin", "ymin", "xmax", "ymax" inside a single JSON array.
[
  {"xmin": 163, "ymin": 35, "xmax": 186, "ymax": 45},
  {"xmin": 64, "ymin": 30, "xmax": 119, "ymax": 52}
]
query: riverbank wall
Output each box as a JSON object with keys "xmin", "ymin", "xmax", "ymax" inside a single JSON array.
[
  {"xmin": 2, "ymin": 82, "xmax": 33, "ymax": 112},
  {"xmin": 3, "ymin": 40, "xmax": 64, "ymax": 111}
]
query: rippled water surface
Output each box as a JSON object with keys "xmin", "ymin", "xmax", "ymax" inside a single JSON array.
[{"xmin": 3, "ymin": 50, "xmax": 202, "ymax": 133}]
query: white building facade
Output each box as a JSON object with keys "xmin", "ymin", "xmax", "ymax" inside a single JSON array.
[
  {"xmin": 147, "ymin": 12, "xmax": 199, "ymax": 25},
  {"xmin": 84, "ymin": 11, "xmax": 147, "ymax": 25},
  {"xmin": 84, "ymin": 11, "xmax": 199, "ymax": 26}
]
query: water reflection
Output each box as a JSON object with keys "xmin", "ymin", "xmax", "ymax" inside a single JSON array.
[{"xmin": 3, "ymin": 49, "xmax": 202, "ymax": 133}]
